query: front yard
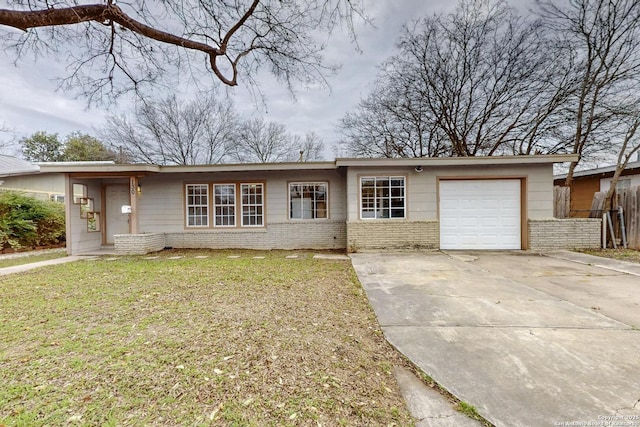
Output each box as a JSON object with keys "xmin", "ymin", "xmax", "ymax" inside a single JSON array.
[{"xmin": 0, "ymin": 250, "xmax": 414, "ymax": 426}]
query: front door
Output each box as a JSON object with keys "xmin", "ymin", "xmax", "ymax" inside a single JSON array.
[{"xmin": 105, "ymin": 185, "xmax": 130, "ymax": 244}]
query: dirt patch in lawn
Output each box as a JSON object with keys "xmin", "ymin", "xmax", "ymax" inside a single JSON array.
[
  {"xmin": 0, "ymin": 250, "xmax": 415, "ymax": 426},
  {"xmin": 577, "ymin": 248, "xmax": 640, "ymax": 264}
]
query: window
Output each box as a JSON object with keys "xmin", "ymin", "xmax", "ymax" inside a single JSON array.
[
  {"xmin": 72, "ymin": 183, "xmax": 87, "ymax": 204},
  {"xmin": 616, "ymin": 179, "xmax": 631, "ymax": 192},
  {"xmin": 615, "ymin": 179, "xmax": 631, "ymax": 205},
  {"xmin": 184, "ymin": 182, "xmax": 265, "ymax": 228},
  {"xmin": 289, "ymin": 182, "xmax": 328, "ymax": 219},
  {"xmin": 360, "ymin": 176, "xmax": 405, "ymax": 219},
  {"xmin": 186, "ymin": 184, "xmax": 209, "ymax": 227},
  {"xmin": 214, "ymin": 184, "xmax": 236, "ymax": 227},
  {"xmin": 241, "ymin": 183, "xmax": 264, "ymax": 226}
]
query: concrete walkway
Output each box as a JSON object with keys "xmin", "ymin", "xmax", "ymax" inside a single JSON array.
[
  {"xmin": 0, "ymin": 255, "xmax": 94, "ymax": 276},
  {"xmin": 350, "ymin": 251, "xmax": 640, "ymax": 427}
]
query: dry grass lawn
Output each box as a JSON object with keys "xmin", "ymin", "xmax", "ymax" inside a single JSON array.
[
  {"xmin": 578, "ymin": 248, "xmax": 640, "ymax": 264},
  {"xmin": 0, "ymin": 250, "xmax": 415, "ymax": 426}
]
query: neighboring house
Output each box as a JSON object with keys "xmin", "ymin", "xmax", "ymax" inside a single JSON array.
[
  {"xmin": 29, "ymin": 154, "xmax": 602, "ymax": 255},
  {"xmin": 0, "ymin": 154, "xmax": 65, "ymax": 202},
  {"xmin": 553, "ymin": 160, "xmax": 640, "ymax": 218}
]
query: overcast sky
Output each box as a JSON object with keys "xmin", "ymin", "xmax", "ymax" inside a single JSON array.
[{"xmin": 0, "ymin": 0, "xmax": 497, "ymax": 159}]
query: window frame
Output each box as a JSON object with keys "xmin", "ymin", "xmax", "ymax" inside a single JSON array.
[
  {"xmin": 240, "ymin": 183, "xmax": 264, "ymax": 227},
  {"xmin": 185, "ymin": 183, "xmax": 210, "ymax": 228},
  {"xmin": 288, "ymin": 181, "xmax": 329, "ymax": 220},
  {"xmin": 359, "ymin": 176, "xmax": 406, "ymax": 220},
  {"xmin": 213, "ymin": 183, "xmax": 237, "ymax": 228}
]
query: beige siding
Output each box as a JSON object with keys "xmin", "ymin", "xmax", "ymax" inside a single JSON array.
[
  {"xmin": 0, "ymin": 173, "xmax": 65, "ymax": 200},
  {"xmin": 137, "ymin": 175, "xmax": 184, "ymax": 233},
  {"xmin": 137, "ymin": 169, "xmax": 346, "ymax": 233},
  {"xmin": 67, "ymin": 178, "xmax": 103, "ymax": 254},
  {"xmin": 345, "ymin": 163, "xmax": 553, "ymax": 222}
]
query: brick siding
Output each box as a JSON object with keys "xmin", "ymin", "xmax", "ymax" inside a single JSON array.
[
  {"xmin": 528, "ymin": 218, "xmax": 601, "ymax": 251},
  {"xmin": 347, "ymin": 220, "xmax": 439, "ymax": 251},
  {"xmin": 115, "ymin": 233, "xmax": 166, "ymax": 255},
  {"xmin": 165, "ymin": 221, "xmax": 346, "ymax": 250}
]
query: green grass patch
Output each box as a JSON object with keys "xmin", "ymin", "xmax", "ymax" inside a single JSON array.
[
  {"xmin": 0, "ymin": 249, "xmax": 415, "ymax": 426},
  {"xmin": 0, "ymin": 251, "xmax": 67, "ymax": 269}
]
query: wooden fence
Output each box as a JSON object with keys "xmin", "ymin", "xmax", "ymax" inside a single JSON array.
[
  {"xmin": 554, "ymin": 185, "xmax": 640, "ymax": 249},
  {"xmin": 618, "ymin": 186, "xmax": 640, "ymax": 249},
  {"xmin": 553, "ymin": 186, "xmax": 570, "ymax": 219},
  {"xmin": 589, "ymin": 186, "xmax": 640, "ymax": 249}
]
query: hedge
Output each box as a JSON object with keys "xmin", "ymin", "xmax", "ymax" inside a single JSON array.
[{"xmin": 0, "ymin": 191, "xmax": 66, "ymax": 250}]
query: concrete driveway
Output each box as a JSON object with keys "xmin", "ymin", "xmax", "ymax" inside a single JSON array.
[{"xmin": 350, "ymin": 251, "xmax": 640, "ymax": 427}]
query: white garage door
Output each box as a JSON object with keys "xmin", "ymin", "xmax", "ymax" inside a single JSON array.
[{"xmin": 439, "ymin": 179, "xmax": 521, "ymax": 250}]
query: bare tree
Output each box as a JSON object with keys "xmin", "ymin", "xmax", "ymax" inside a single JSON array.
[
  {"xmin": 294, "ymin": 132, "xmax": 326, "ymax": 161},
  {"xmin": 0, "ymin": 1, "xmax": 364, "ymax": 101},
  {"xmin": 537, "ymin": 0, "xmax": 640, "ymax": 186},
  {"xmin": 0, "ymin": 123, "xmax": 14, "ymax": 155},
  {"xmin": 339, "ymin": 0, "xmax": 569, "ymax": 158},
  {"xmin": 103, "ymin": 95, "xmax": 236, "ymax": 165},
  {"xmin": 339, "ymin": 81, "xmax": 450, "ymax": 158},
  {"xmin": 600, "ymin": 112, "xmax": 640, "ymax": 210},
  {"xmin": 227, "ymin": 116, "xmax": 325, "ymax": 162},
  {"xmin": 227, "ymin": 116, "xmax": 292, "ymax": 163}
]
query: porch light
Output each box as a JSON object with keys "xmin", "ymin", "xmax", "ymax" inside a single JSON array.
[{"xmin": 137, "ymin": 184, "xmax": 142, "ymax": 194}]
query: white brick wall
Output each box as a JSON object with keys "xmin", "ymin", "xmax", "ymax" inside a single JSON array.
[
  {"xmin": 115, "ymin": 233, "xmax": 166, "ymax": 255},
  {"xmin": 528, "ymin": 219, "xmax": 601, "ymax": 250},
  {"xmin": 112, "ymin": 218, "xmax": 599, "ymax": 254},
  {"xmin": 347, "ymin": 220, "xmax": 439, "ymax": 251},
  {"xmin": 165, "ymin": 221, "xmax": 346, "ymax": 250}
]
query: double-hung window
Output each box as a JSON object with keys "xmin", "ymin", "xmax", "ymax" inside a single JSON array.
[
  {"xmin": 185, "ymin": 182, "xmax": 265, "ymax": 228},
  {"xmin": 241, "ymin": 183, "xmax": 264, "ymax": 226},
  {"xmin": 289, "ymin": 182, "xmax": 328, "ymax": 219},
  {"xmin": 360, "ymin": 176, "xmax": 405, "ymax": 219},
  {"xmin": 214, "ymin": 184, "xmax": 236, "ymax": 227},
  {"xmin": 186, "ymin": 184, "xmax": 209, "ymax": 227}
]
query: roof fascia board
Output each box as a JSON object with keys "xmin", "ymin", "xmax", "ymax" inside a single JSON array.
[
  {"xmin": 32, "ymin": 155, "xmax": 579, "ymax": 175},
  {"xmin": 554, "ymin": 160, "xmax": 640, "ymax": 180},
  {"xmin": 159, "ymin": 161, "xmax": 338, "ymax": 173},
  {"xmin": 335, "ymin": 154, "xmax": 578, "ymax": 167},
  {"xmin": 39, "ymin": 164, "xmax": 161, "ymax": 174}
]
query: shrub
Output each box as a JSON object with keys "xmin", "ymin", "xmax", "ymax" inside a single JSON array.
[{"xmin": 0, "ymin": 191, "xmax": 65, "ymax": 250}]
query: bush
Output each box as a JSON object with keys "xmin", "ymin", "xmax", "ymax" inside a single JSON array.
[{"xmin": 0, "ymin": 191, "xmax": 65, "ymax": 250}]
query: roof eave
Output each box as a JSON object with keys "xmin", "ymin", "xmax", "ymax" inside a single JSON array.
[
  {"xmin": 39, "ymin": 164, "xmax": 161, "ymax": 174},
  {"xmin": 159, "ymin": 161, "xmax": 338, "ymax": 173},
  {"xmin": 336, "ymin": 154, "xmax": 578, "ymax": 167}
]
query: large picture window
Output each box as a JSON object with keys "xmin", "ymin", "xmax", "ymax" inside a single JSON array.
[
  {"xmin": 289, "ymin": 182, "xmax": 328, "ymax": 220},
  {"xmin": 360, "ymin": 176, "xmax": 405, "ymax": 219},
  {"xmin": 186, "ymin": 184, "xmax": 209, "ymax": 227},
  {"xmin": 241, "ymin": 183, "xmax": 264, "ymax": 226},
  {"xmin": 214, "ymin": 184, "xmax": 236, "ymax": 227}
]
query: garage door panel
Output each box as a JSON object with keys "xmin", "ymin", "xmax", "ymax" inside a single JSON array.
[{"xmin": 439, "ymin": 179, "xmax": 521, "ymax": 250}]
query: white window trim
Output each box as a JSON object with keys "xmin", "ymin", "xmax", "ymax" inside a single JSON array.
[
  {"xmin": 213, "ymin": 183, "xmax": 237, "ymax": 228},
  {"xmin": 288, "ymin": 182, "xmax": 329, "ymax": 220},
  {"xmin": 359, "ymin": 176, "xmax": 406, "ymax": 220},
  {"xmin": 240, "ymin": 183, "xmax": 264, "ymax": 227},
  {"xmin": 185, "ymin": 183, "xmax": 210, "ymax": 228}
]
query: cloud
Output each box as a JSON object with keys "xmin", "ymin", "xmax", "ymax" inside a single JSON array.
[
  {"xmin": 0, "ymin": 60, "xmax": 105, "ymax": 138},
  {"xmin": 0, "ymin": 0, "xmax": 509, "ymax": 157}
]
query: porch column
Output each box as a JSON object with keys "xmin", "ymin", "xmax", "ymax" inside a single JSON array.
[{"xmin": 129, "ymin": 176, "xmax": 139, "ymax": 234}]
